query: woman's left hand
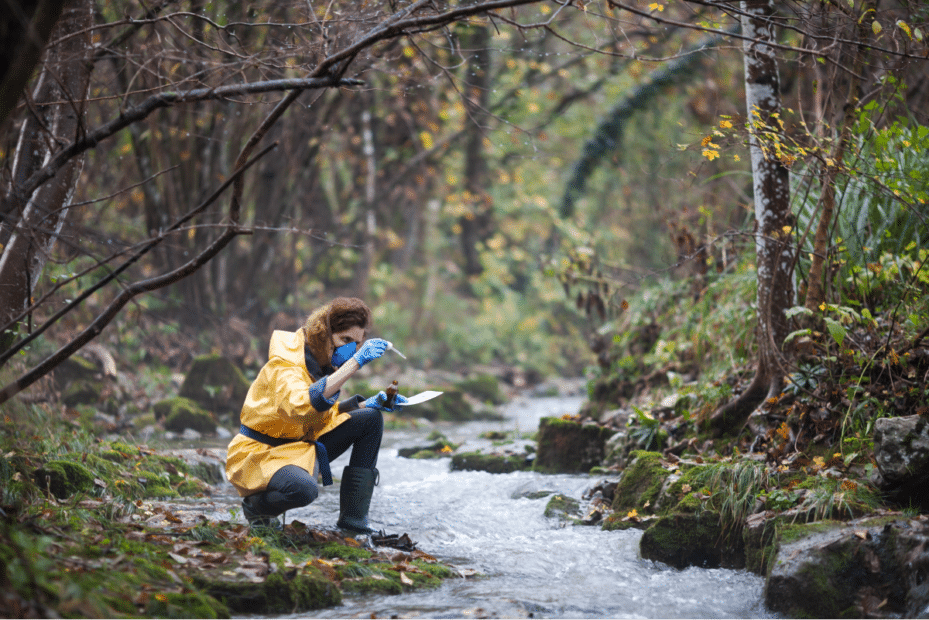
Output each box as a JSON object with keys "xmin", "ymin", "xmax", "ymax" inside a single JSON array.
[{"xmin": 363, "ymin": 391, "xmax": 409, "ymax": 412}]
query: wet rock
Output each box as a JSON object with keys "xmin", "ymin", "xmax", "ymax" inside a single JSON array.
[
  {"xmin": 62, "ymin": 378, "xmax": 103, "ymax": 407},
  {"xmin": 761, "ymin": 517, "xmax": 929, "ymax": 618},
  {"xmin": 397, "ymin": 431, "xmax": 458, "ymax": 459},
  {"xmin": 179, "ymin": 354, "xmax": 251, "ymax": 415},
  {"xmin": 870, "ymin": 415, "xmax": 929, "ymax": 510},
  {"xmin": 195, "ymin": 563, "xmax": 342, "ymax": 613},
  {"xmin": 154, "ymin": 396, "xmax": 217, "ymax": 434},
  {"xmin": 610, "ymin": 451, "xmax": 672, "ymax": 514},
  {"xmin": 640, "ymin": 510, "xmax": 742, "ymax": 569},
  {"xmin": 534, "ymin": 417, "xmax": 615, "ymax": 474},
  {"xmin": 450, "ymin": 450, "xmax": 532, "ymax": 474},
  {"xmin": 543, "ymin": 494, "xmax": 581, "ymax": 521},
  {"xmin": 34, "ymin": 459, "xmax": 95, "ymax": 499},
  {"xmin": 455, "ymin": 373, "xmax": 505, "ymax": 405}
]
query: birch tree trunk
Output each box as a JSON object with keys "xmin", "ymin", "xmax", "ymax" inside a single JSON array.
[
  {"xmin": 0, "ymin": 0, "xmax": 92, "ymax": 345},
  {"xmin": 710, "ymin": 0, "xmax": 793, "ymax": 435}
]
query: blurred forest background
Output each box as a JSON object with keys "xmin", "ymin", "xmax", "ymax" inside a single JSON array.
[{"xmin": 1, "ymin": 0, "xmax": 927, "ymax": 400}]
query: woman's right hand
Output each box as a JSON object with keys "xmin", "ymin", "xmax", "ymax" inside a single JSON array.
[{"xmin": 351, "ymin": 338, "xmax": 390, "ymax": 367}]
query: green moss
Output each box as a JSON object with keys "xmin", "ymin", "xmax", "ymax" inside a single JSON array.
[
  {"xmin": 455, "ymin": 374, "xmax": 505, "ymax": 405},
  {"xmin": 639, "ymin": 510, "xmax": 738, "ymax": 569},
  {"xmin": 611, "ymin": 451, "xmax": 670, "ymax": 514},
  {"xmin": 341, "ymin": 573, "xmax": 403, "ymax": 595},
  {"xmin": 544, "ymin": 494, "xmax": 581, "ymax": 519},
  {"xmin": 34, "ymin": 459, "xmax": 95, "ymax": 499},
  {"xmin": 145, "ymin": 591, "xmax": 229, "ymax": 619},
  {"xmin": 316, "ymin": 542, "xmax": 373, "ymax": 561},
  {"xmin": 450, "ymin": 451, "xmax": 530, "ymax": 474},
  {"xmin": 154, "ymin": 397, "xmax": 217, "ymax": 433}
]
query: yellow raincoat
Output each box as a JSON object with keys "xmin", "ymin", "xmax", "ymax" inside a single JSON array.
[{"xmin": 225, "ymin": 329, "xmax": 350, "ymax": 497}]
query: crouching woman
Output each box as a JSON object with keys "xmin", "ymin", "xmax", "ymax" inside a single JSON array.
[{"xmin": 225, "ymin": 297, "xmax": 407, "ymax": 534}]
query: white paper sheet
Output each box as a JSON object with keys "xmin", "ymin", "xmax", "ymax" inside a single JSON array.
[{"xmin": 403, "ymin": 391, "xmax": 443, "ymax": 406}]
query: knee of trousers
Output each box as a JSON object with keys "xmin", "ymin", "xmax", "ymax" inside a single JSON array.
[{"xmin": 284, "ymin": 478, "xmax": 319, "ymax": 506}]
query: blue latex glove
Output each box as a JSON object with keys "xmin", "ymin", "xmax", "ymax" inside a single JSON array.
[
  {"xmin": 363, "ymin": 391, "xmax": 409, "ymax": 412},
  {"xmin": 352, "ymin": 338, "xmax": 390, "ymax": 367}
]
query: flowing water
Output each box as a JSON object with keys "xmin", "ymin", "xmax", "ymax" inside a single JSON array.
[{"xmin": 200, "ymin": 394, "xmax": 774, "ymax": 619}]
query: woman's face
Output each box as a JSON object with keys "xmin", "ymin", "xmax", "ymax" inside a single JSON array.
[{"xmin": 332, "ymin": 326, "xmax": 365, "ymax": 349}]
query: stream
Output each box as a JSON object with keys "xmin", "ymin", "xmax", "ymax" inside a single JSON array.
[{"xmin": 197, "ymin": 394, "xmax": 775, "ymax": 619}]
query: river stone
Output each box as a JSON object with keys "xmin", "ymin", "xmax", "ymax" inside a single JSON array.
[
  {"xmin": 640, "ymin": 510, "xmax": 742, "ymax": 569},
  {"xmin": 870, "ymin": 415, "xmax": 929, "ymax": 509},
  {"xmin": 534, "ymin": 417, "xmax": 615, "ymax": 473},
  {"xmin": 179, "ymin": 354, "xmax": 251, "ymax": 415},
  {"xmin": 154, "ymin": 396, "xmax": 217, "ymax": 434},
  {"xmin": 34, "ymin": 459, "xmax": 95, "ymax": 499},
  {"xmin": 765, "ymin": 519, "xmax": 919, "ymax": 618}
]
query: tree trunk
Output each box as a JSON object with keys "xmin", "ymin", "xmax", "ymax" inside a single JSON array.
[
  {"xmin": 803, "ymin": 0, "xmax": 872, "ymax": 313},
  {"xmin": 0, "ymin": 0, "xmax": 92, "ymax": 345},
  {"xmin": 459, "ymin": 24, "xmax": 492, "ymax": 279},
  {"xmin": 710, "ymin": 0, "xmax": 793, "ymax": 435}
]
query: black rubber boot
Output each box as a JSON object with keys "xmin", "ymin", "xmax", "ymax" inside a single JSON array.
[
  {"xmin": 336, "ymin": 466, "xmax": 379, "ymax": 535},
  {"xmin": 242, "ymin": 494, "xmax": 282, "ymax": 532}
]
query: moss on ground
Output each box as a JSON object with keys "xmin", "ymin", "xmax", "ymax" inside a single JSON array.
[{"xmin": 610, "ymin": 451, "xmax": 671, "ymax": 514}]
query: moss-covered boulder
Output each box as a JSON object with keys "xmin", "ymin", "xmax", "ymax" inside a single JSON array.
[
  {"xmin": 639, "ymin": 510, "xmax": 743, "ymax": 569},
  {"xmin": 455, "ymin": 373, "xmax": 505, "ymax": 405},
  {"xmin": 179, "ymin": 354, "xmax": 251, "ymax": 415},
  {"xmin": 610, "ymin": 451, "xmax": 672, "ymax": 514},
  {"xmin": 197, "ymin": 565, "xmax": 341, "ymax": 614},
  {"xmin": 154, "ymin": 396, "xmax": 217, "ymax": 434},
  {"xmin": 543, "ymin": 494, "xmax": 581, "ymax": 520},
  {"xmin": 397, "ymin": 431, "xmax": 458, "ymax": 459},
  {"xmin": 534, "ymin": 417, "xmax": 615, "ymax": 474},
  {"xmin": 404, "ymin": 389, "xmax": 474, "ymax": 421},
  {"xmin": 450, "ymin": 451, "xmax": 532, "ymax": 474},
  {"xmin": 61, "ymin": 378, "xmax": 103, "ymax": 407},
  {"xmin": 34, "ymin": 459, "xmax": 95, "ymax": 499}
]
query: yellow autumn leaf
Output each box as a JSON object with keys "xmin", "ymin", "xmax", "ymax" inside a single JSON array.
[
  {"xmin": 648, "ymin": 2, "xmax": 664, "ymax": 11},
  {"xmin": 626, "ymin": 509, "xmax": 638, "ymax": 518},
  {"xmin": 897, "ymin": 20, "xmax": 912, "ymax": 39},
  {"xmin": 702, "ymin": 148, "xmax": 720, "ymax": 161},
  {"xmin": 720, "ymin": 119, "xmax": 733, "ymax": 129},
  {"xmin": 420, "ymin": 131, "xmax": 433, "ymax": 150},
  {"xmin": 872, "ymin": 20, "xmax": 882, "ymax": 35}
]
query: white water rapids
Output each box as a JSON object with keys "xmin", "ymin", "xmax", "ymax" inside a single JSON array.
[{"xmin": 204, "ymin": 395, "xmax": 775, "ymax": 618}]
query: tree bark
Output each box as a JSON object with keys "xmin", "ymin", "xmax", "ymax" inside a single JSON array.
[
  {"xmin": 0, "ymin": 0, "xmax": 92, "ymax": 346},
  {"xmin": 710, "ymin": 0, "xmax": 793, "ymax": 435},
  {"xmin": 459, "ymin": 24, "xmax": 492, "ymax": 279}
]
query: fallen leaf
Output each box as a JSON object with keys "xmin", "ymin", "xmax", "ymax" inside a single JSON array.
[
  {"xmin": 167, "ymin": 552, "xmax": 188, "ymax": 564},
  {"xmin": 400, "ymin": 572, "xmax": 413, "ymax": 586}
]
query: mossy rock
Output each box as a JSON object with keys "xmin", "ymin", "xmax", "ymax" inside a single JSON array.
[
  {"xmin": 610, "ymin": 451, "xmax": 671, "ymax": 514},
  {"xmin": 154, "ymin": 396, "xmax": 217, "ymax": 433},
  {"xmin": 197, "ymin": 566, "xmax": 341, "ymax": 613},
  {"xmin": 543, "ymin": 494, "xmax": 581, "ymax": 520},
  {"xmin": 61, "ymin": 378, "xmax": 103, "ymax": 407},
  {"xmin": 455, "ymin": 374, "xmax": 505, "ymax": 405},
  {"xmin": 402, "ymin": 388, "xmax": 474, "ymax": 421},
  {"xmin": 534, "ymin": 417, "xmax": 615, "ymax": 474},
  {"xmin": 34, "ymin": 459, "xmax": 95, "ymax": 499},
  {"xmin": 450, "ymin": 451, "xmax": 531, "ymax": 474},
  {"xmin": 639, "ymin": 510, "xmax": 743, "ymax": 569},
  {"xmin": 53, "ymin": 354, "xmax": 98, "ymax": 389},
  {"xmin": 144, "ymin": 590, "xmax": 229, "ymax": 619},
  {"xmin": 179, "ymin": 354, "xmax": 251, "ymax": 414}
]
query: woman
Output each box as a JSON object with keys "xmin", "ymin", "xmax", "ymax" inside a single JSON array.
[{"xmin": 225, "ymin": 297, "xmax": 407, "ymax": 534}]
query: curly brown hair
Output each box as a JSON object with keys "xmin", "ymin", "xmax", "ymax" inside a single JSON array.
[{"xmin": 302, "ymin": 297, "xmax": 372, "ymax": 366}]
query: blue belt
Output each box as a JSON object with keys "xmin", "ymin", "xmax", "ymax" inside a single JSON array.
[{"xmin": 238, "ymin": 424, "xmax": 333, "ymax": 486}]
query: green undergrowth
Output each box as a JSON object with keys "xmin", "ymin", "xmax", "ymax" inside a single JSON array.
[{"xmin": 0, "ymin": 400, "xmax": 462, "ymax": 617}]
